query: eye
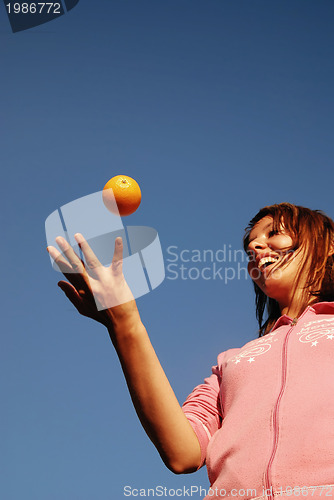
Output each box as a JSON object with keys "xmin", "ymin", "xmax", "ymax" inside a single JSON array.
[{"xmin": 268, "ymin": 229, "xmax": 279, "ymax": 238}]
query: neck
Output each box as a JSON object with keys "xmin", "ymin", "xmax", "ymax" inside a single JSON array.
[
  {"xmin": 280, "ymin": 305, "xmax": 300, "ymax": 319},
  {"xmin": 279, "ymin": 295, "xmax": 318, "ymax": 320}
]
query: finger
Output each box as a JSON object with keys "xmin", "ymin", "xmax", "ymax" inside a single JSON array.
[
  {"xmin": 112, "ymin": 237, "xmax": 123, "ymax": 262},
  {"xmin": 111, "ymin": 237, "xmax": 123, "ymax": 272},
  {"xmin": 47, "ymin": 245, "xmax": 74, "ymax": 274},
  {"xmin": 55, "ymin": 236, "xmax": 86, "ymax": 274},
  {"xmin": 74, "ymin": 233, "xmax": 102, "ymax": 270},
  {"xmin": 48, "ymin": 241, "xmax": 91, "ymax": 295}
]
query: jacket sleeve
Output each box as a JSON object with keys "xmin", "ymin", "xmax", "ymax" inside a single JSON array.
[{"xmin": 181, "ymin": 364, "xmax": 223, "ymax": 470}]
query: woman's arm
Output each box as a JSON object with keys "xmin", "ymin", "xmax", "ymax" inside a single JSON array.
[{"xmin": 47, "ymin": 234, "xmax": 201, "ymax": 474}]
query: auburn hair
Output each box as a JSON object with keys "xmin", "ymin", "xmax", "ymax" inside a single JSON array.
[{"xmin": 243, "ymin": 203, "xmax": 334, "ymax": 337}]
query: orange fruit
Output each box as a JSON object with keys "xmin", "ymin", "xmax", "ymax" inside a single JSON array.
[{"xmin": 102, "ymin": 175, "xmax": 142, "ymax": 216}]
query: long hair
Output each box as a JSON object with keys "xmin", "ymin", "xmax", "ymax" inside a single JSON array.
[{"xmin": 243, "ymin": 203, "xmax": 334, "ymax": 337}]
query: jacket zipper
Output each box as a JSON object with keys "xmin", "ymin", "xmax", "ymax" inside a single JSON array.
[{"xmin": 263, "ymin": 309, "xmax": 310, "ymax": 499}]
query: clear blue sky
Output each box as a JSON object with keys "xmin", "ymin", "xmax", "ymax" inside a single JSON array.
[{"xmin": 1, "ymin": 1, "xmax": 334, "ymax": 499}]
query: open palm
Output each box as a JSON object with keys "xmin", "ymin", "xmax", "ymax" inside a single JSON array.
[{"xmin": 47, "ymin": 233, "xmax": 135, "ymax": 328}]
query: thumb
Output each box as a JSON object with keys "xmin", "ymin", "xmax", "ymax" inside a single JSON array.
[{"xmin": 58, "ymin": 281, "xmax": 83, "ymax": 309}]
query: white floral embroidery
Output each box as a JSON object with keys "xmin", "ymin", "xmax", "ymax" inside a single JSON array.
[
  {"xmin": 298, "ymin": 318, "xmax": 334, "ymax": 344},
  {"xmin": 228, "ymin": 317, "xmax": 334, "ymax": 365},
  {"xmin": 228, "ymin": 331, "xmax": 279, "ymax": 364}
]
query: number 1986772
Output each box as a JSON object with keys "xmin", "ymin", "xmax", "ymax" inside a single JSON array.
[{"xmin": 6, "ymin": 3, "xmax": 61, "ymax": 14}]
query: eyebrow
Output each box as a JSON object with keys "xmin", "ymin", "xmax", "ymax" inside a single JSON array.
[{"xmin": 247, "ymin": 222, "xmax": 273, "ymax": 246}]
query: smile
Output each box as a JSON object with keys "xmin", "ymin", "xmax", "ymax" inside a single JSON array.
[{"xmin": 258, "ymin": 256, "xmax": 279, "ymax": 272}]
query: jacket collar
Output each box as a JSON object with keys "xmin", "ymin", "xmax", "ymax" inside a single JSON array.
[{"xmin": 271, "ymin": 301, "xmax": 334, "ymax": 332}]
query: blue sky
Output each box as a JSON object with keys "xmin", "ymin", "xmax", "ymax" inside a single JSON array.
[{"xmin": 1, "ymin": 1, "xmax": 334, "ymax": 499}]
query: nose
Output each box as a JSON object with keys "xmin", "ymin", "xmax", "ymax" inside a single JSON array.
[
  {"xmin": 248, "ymin": 239, "xmax": 268, "ymax": 250},
  {"xmin": 247, "ymin": 238, "xmax": 270, "ymax": 255}
]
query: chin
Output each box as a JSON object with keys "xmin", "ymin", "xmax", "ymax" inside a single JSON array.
[{"xmin": 261, "ymin": 280, "xmax": 287, "ymax": 302}]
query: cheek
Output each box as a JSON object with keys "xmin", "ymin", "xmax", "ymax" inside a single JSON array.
[{"xmin": 272, "ymin": 234, "xmax": 294, "ymax": 251}]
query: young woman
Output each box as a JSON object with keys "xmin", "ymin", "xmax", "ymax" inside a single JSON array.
[{"xmin": 47, "ymin": 203, "xmax": 334, "ymax": 500}]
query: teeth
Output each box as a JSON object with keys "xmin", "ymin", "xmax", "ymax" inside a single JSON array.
[{"xmin": 258, "ymin": 256, "xmax": 278, "ymax": 271}]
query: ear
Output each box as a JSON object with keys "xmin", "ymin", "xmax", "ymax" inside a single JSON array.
[{"xmin": 328, "ymin": 239, "xmax": 334, "ymax": 257}]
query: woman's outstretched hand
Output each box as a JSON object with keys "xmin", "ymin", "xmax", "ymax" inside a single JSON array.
[{"xmin": 47, "ymin": 234, "xmax": 138, "ymax": 330}]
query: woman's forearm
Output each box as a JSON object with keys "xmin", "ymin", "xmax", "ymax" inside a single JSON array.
[{"xmin": 107, "ymin": 313, "xmax": 201, "ymax": 474}]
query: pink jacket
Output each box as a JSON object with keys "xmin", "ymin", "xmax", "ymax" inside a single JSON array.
[{"xmin": 182, "ymin": 302, "xmax": 334, "ymax": 500}]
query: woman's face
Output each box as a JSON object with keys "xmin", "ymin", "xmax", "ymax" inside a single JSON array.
[{"xmin": 246, "ymin": 216, "xmax": 307, "ymax": 314}]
